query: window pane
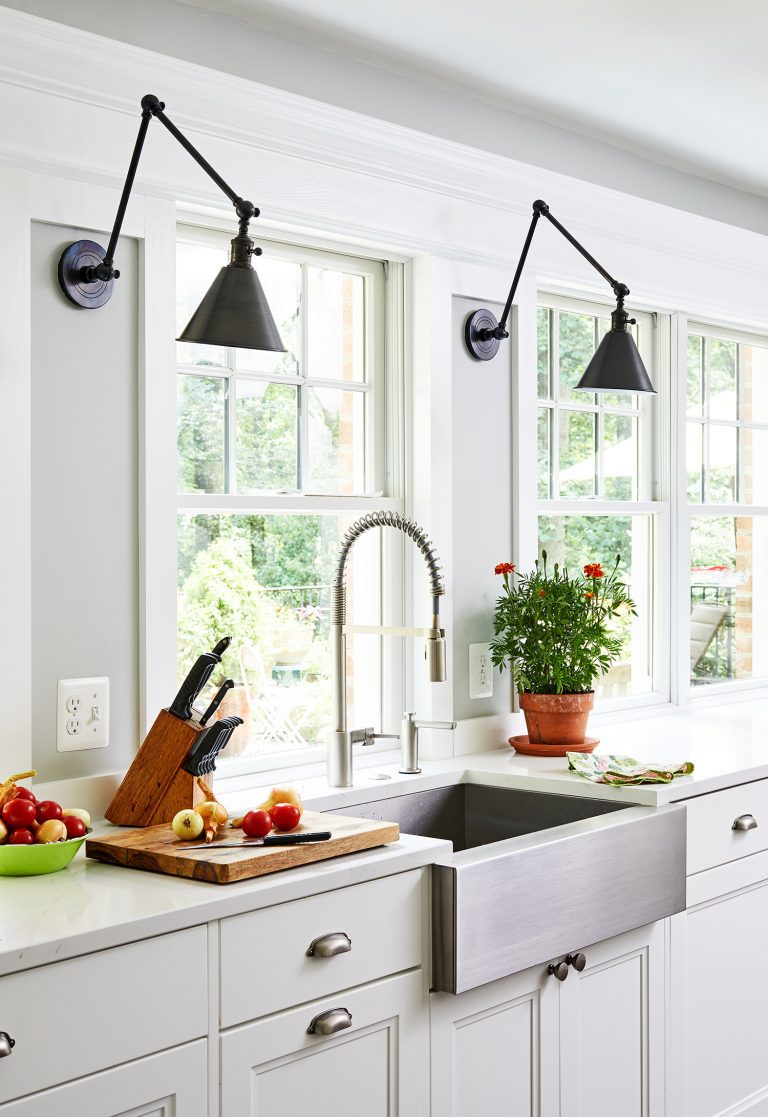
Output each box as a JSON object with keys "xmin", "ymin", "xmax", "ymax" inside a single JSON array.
[
  {"xmin": 708, "ymin": 425, "xmax": 737, "ymax": 502},
  {"xmin": 537, "ymin": 307, "xmax": 551, "ymax": 398},
  {"xmin": 559, "ymin": 312, "xmax": 596, "ymax": 400},
  {"xmin": 537, "ymin": 408, "xmax": 552, "ymax": 498},
  {"xmin": 687, "ymin": 334, "xmax": 703, "ymax": 416},
  {"xmin": 235, "ymin": 256, "xmax": 301, "ymax": 376},
  {"xmin": 177, "ymin": 512, "xmax": 381, "ymax": 757},
  {"xmin": 740, "ymin": 427, "xmax": 768, "ymax": 504},
  {"xmin": 307, "ymin": 387, "xmax": 365, "ymax": 494},
  {"xmin": 603, "ymin": 413, "xmax": 637, "ymax": 500},
  {"xmin": 690, "ymin": 516, "xmax": 768, "ymax": 684},
  {"xmin": 177, "ymin": 375, "xmax": 226, "ymax": 493},
  {"xmin": 176, "ymin": 242, "xmax": 228, "ymax": 369},
  {"xmin": 708, "ymin": 338, "xmax": 737, "ymax": 421},
  {"xmin": 537, "ymin": 513, "xmax": 654, "ymax": 697},
  {"xmin": 307, "ymin": 268, "xmax": 365, "ymax": 382},
  {"xmin": 687, "ymin": 422, "xmax": 704, "ymax": 503},
  {"xmin": 742, "ymin": 342, "xmax": 768, "ymax": 424},
  {"xmin": 559, "ymin": 410, "xmax": 596, "ymax": 498},
  {"xmin": 236, "ymin": 380, "xmax": 297, "ymax": 493}
]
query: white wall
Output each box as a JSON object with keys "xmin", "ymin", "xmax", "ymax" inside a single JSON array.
[
  {"xmin": 3, "ymin": 0, "xmax": 768, "ymax": 237},
  {"xmin": 1, "ymin": 6, "xmax": 768, "ymax": 787}
]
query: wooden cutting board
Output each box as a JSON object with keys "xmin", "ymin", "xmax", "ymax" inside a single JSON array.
[{"xmin": 85, "ymin": 810, "xmax": 400, "ymax": 884}]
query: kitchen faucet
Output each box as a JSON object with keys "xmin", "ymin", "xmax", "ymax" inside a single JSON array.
[{"xmin": 328, "ymin": 512, "xmax": 456, "ymax": 787}]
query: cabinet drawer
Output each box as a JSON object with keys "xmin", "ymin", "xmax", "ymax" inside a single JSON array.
[
  {"xmin": 220, "ymin": 870, "xmax": 423, "ymax": 1027},
  {"xmin": 687, "ymin": 779, "xmax": 768, "ymax": 874},
  {"xmin": 0, "ymin": 927, "xmax": 207, "ymax": 1104}
]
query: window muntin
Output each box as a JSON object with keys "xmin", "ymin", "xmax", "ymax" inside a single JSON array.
[
  {"xmin": 687, "ymin": 327, "xmax": 768, "ymax": 688},
  {"xmin": 536, "ymin": 295, "xmax": 658, "ymax": 700},
  {"xmin": 175, "ymin": 230, "xmax": 394, "ymax": 765}
]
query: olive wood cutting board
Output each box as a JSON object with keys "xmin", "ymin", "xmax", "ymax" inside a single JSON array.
[{"xmin": 85, "ymin": 810, "xmax": 400, "ymax": 884}]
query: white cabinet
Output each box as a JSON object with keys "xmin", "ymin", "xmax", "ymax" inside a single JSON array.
[
  {"xmin": 431, "ymin": 922, "xmax": 665, "ymax": 1117},
  {"xmin": 672, "ymin": 870, "xmax": 768, "ymax": 1116},
  {"xmin": 221, "ymin": 970, "xmax": 427, "ymax": 1116},
  {"xmin": 0, "ymin": 1040, "xmax": 207, "ymax": 1117}
]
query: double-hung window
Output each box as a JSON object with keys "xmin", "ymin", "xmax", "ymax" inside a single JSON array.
[
  {"xmin": 536, "ymin": 292, "xmax": 663, "ymax": 702},
  {"xmin": 175, "ymin": 226, "xmax": 401, "ymax": 766},
  {"xmin": 686, "ymin": 326, "xmax": 768, "ymax": 687}
]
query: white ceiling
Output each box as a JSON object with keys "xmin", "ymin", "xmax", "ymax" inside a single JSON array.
[{"xmin": 178, "ymin": 0, "xmax": 768, "ymax": 198}]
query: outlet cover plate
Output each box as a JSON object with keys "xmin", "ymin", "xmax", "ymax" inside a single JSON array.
[
  {"xmin": 469, "ymin": 643, "xmax": 493, "ymax": 699},
  {"xmin": 57, "ymin": 677, "xmax": 109, "ymax": 752}
]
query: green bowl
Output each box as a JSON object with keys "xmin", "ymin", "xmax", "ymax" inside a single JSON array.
[{"xmin": 0, "ymin": 830, "xmax": 91, "ymax": 877}]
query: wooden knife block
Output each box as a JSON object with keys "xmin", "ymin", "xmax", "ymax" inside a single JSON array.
[{"xmin": 105, "ymin": 709, "xmax": 207, "ymax": 827}]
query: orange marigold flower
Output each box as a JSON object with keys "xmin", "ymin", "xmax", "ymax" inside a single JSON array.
[
  {"xmin": 537, "ymin": 589, "xmax": 545, "ymax": 597},
  {"xmin": 584, "ymin": 591, "xmax": 594, "ymax": 599},
  {"xmin": 495, "ymin": 562, "xmax": 515, "ymax": 575},
  {"xmin": 584, "ymin": 563, "xmax": 605, "ymax": 579}
]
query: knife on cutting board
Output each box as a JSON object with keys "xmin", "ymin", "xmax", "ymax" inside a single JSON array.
[
  {"xmin": 184, "ymin": 831, "xmax": 333, "ymax": 850},
  {"xmin": 169, "ymin": 637, "xmax": 232, "ymax": 721}
]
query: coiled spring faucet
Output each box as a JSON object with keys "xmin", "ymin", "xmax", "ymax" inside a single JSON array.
[{"xmin": 328, "ymin": 512, "xmax": 455, "ymax": 788}]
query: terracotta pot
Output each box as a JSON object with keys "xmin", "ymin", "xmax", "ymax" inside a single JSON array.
[{"xmin": 519, "ymin": 691, "xmax": 594, "ymax": 745}]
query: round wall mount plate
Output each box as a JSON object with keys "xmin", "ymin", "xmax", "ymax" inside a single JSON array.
[
  {"xmin": 57, "ymin": 240, "xmax": 115, "ymax": 308},
  {"xmin": 464, "ymin": 308, "xmax": 501, "ymax": 361}
]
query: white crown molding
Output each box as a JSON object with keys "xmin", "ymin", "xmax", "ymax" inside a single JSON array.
[{"xmin": 0, "ymin": 4, "xmax": 766, "ymax": 296}]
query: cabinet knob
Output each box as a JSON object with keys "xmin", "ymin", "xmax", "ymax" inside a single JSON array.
[
  {"xmin": 307, "ymin": 1007, "xmax": 353, "ymax": 1036},
  {"xmin": 566, "ymin": 953, "xmax": 587, "ymax": 972},
  {"xmin": 306, "ymin": 932, "xmax": 352, "ymax": 958},
  {"xmin": 547, "ymin": 961, "xmax": 569, "ymax": 981},
  {"xmin": 0, "ymin": 1033, "xmax": 15, "ymax": 1059},
  {"xmin": 732, "ymin": 814, "xmax": 758, "ymax": 832}
]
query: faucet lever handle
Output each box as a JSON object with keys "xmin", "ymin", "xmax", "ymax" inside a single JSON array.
[{"xmin": 414, "ymin": 719, "xmax": 458, "ymax": 731}]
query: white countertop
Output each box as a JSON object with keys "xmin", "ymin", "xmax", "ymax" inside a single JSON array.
[
  {"xmin": 5, "ymin": 694, "xmax": 768, "ymax": 979},
  {"xmin": 0, "ymin": 832, "xmax": 448, "ymax": 977}
]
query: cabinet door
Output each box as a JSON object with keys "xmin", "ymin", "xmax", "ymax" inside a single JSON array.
[
  {"xmin": 559, "ymin": 922, "xmax": 665, "ymax": 1117},
  {"xmin": 675, "ymin": 880, "xmax": 768, "ymax": 1116},
  {"xmin": 0, "ymin": 1040, "xmax": 206, "ymax": 1117},
  {"xmin": 221, "ymin": 970, "xmax": 427, "ymax": 1116},
  {"xmin": 430, "ymin": 963, "xmax": 559, "ymax": 1117}
]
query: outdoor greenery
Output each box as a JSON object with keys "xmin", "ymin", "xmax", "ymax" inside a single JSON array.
[{"xmin": 490, "ymin": 554, "xmax": 636, "ymax": 694}]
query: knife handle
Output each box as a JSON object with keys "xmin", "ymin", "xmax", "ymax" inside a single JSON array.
[{"xmin": 262, "ymin": 831, "xmax": 332, "ymax": 845}]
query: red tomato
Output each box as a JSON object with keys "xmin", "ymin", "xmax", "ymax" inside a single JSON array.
[
  {"xmin": 36, "ymin": 800, "xmax": 63, "ymax": 824},
  {"xmin": 269, "ymin": 803, "xmax": 301, "ymax": 832},
  {"xmin": 2, "ymin": 798, "xmax": 36, "ymax": 830},
  {"xmin": 241, "ymin": 809, "xmax": 272, "ymax": 839},
  {"xmin": 63, "ymin": 816, "xmax": 86, "ymax": 840},
  {"xmin": 8, "ymin": 828, "xmax": 35, "ymax": 844},
  {"xmin": 14, "ymin": 787, "xmax": 36, "ymax": 804}
]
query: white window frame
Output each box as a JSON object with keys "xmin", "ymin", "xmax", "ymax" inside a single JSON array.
[
  {"xmin": 533, "ymin": 289, "xmax": 671, "ymax": 714},
  {"xmin": 173, "ymin": 223, "xmax": 406, "ymax": 776},
  {"xmin": 676, "ymin": 317, "xmax": 768, "ymax": 703}
]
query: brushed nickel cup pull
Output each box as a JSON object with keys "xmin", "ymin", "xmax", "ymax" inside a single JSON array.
[
  {"xmin": 307, "ymin": 1007, "xmax": 353, "ymax": 1036},
  {"xmin": 306, "ymin": 932, "xmax": 352, "ymax": 958},
  {"xmin": 547, "ymin": 961, "xmax": 569, "ymax": 981},
  {"xmin": 566, "ymin": 953, "xmax": 587, "ymax": 972},
  {"xmin": 0, "ymin": 1033, "xmax": 15, "ymax": 1058},
  {"xmin": 732, "ymin": 814, "xmax": 758, "ymax": 832}
]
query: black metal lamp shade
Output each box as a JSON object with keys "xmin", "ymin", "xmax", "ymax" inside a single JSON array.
[
  {"xmin": 575, "ymin": 308, "xmax": 655, "ymax": 394},
  {"xmin": 177, "ymin": 262, "xmax": 285, "ymax": 351}
]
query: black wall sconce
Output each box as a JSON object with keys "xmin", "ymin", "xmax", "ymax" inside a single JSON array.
[
  {"xmin": 464, "ymin": 199, "xmax": 655, "ymax": 393},
  {"xmin": 57, "ymin": 93, "xmax": 285, "ymax": 353}
]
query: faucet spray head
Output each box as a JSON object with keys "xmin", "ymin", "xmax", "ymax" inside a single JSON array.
[{"xmin": 426, "ymin": 631, "xmax": 447, "ymax": 682}]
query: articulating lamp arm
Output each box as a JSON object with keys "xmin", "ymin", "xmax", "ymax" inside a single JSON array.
[
  {"xmin": 85, "ymin": 94, "xmax": 261, "ymax": 284},
  {"xmin": 481, "ymin": 199, "xmax": 632, "ymax": 343}
]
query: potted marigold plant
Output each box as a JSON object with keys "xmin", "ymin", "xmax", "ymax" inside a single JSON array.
[{"xmin": 490, "ymin": 552, "xmax": 635, "ymax": 750}]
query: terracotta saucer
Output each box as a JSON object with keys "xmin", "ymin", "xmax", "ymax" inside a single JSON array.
[{"xmin": 509, "ymin": 735, "xmax": 599, "ymax": 758}]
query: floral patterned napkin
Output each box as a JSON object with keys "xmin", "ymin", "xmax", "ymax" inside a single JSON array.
[{"xmin": 566, "ymin": 752, "xmax": 694, "ymax": 786}]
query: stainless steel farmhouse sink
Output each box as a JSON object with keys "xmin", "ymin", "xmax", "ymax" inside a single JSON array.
[{"xmin": 330, "ymin": 782, "xmax": 686, "ymax": 993}]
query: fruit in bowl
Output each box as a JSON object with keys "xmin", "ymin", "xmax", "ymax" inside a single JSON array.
[{"xmin": 0, "ymin": 771, "xmax": 92, "ymax": 876}]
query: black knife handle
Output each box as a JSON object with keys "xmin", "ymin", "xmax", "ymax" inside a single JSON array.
[
  {"xmin": 199, "ymin": 679, "xmax": 234, "ymax": 726},
  {"xmin": 262, "ymin": 831, "xmax": 332, "ymax": 845},
  {"xmin": 170, "ymin": 654, "xmax": 218, "ymax": 721},
  {"xmin": 211, "ymin": 636, "xmax": 232, "ymax": 657}
]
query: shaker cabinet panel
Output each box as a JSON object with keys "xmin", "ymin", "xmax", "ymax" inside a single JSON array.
[
  {"xmin": 430, "ymin": 964, "xmax": 559, "ymax": 1117},
  {"xmin": 0, "ymin": 1040, "xmax": 207, "ymax": 1117},
  {"xmin": 559, "ymin": 923, "xmax": 665, "ymax": 1117},
  {"xmin": 676, "ymin": 880, "xmax": 768, "ymax": 1116},
  {"xmin": 221, "ymin": 970, "xmax": 427, "ymax": 1116}
]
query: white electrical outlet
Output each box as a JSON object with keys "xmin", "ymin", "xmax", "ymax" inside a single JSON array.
[
  {"xmin": 57, "ymin": 677, "xmax": 109, "ymax": 752},
  {"xmin": 469, "ymin": 643, "xmax": 493, "ymax": 699}
]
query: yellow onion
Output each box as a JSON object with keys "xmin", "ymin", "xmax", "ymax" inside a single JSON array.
[{"xmin": 37, "ymin": 819, "xmax": 67, "ymax": 843}]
